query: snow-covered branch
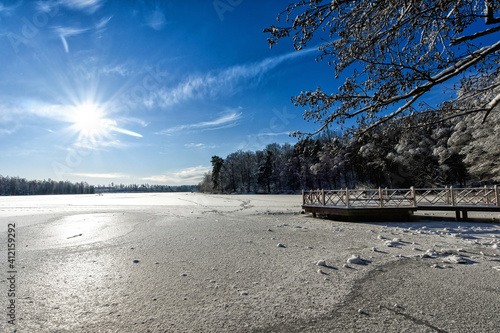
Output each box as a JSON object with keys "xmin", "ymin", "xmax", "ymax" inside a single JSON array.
[{"xmin": 266, "ymin": 0, "xmax": 500, "ymax": 137}]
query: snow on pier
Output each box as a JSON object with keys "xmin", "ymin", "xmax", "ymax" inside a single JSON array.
[{"xmin": 302, "ymin": 186, "xmax": 500, "ymax": 221}]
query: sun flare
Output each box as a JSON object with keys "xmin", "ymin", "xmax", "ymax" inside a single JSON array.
[
  {"xmin": 71, "ymin": 103, "xmax": 111, "ymax": 140},
  {"xmin": 73, "ymin": 104, "xmax": 103, "ymax": 131},
  {"xmin": 68, "ymin": 102, "xmax": 142, "ymax": 144}
]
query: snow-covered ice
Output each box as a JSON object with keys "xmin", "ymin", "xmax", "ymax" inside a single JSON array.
[{"xmin": 0, "ymin": 193, "xmax": 499, "ymax": 332}]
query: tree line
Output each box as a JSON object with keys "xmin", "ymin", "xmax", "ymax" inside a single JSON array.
[
  {"xmin": 94, "ymin": 183, "xmax": 197, "ymax": 193},
  {"xmin": 0, "ymin": 176, "xmax": 95, "ymax": 196},
  {"xmin": 199, "ymin": 110, "xmax": 500, "ymax": 193},
  {"xmin": 0, "ymin": 176, "xmax": 197, "ymax": 196}
]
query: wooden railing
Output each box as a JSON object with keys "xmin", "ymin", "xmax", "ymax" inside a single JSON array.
[{"xmin": 302, "ymin": 186, "xmax": 500, "ymax": 208}]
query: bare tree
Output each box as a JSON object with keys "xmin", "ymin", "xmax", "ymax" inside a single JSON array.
[{"xmin": 265, "ymin": 0, "xmax": 500, "ymax": 136}]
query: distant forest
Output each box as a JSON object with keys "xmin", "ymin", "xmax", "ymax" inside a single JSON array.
[
  {"xmin": 0, "ymin": 176, "xmax": 197, "ymax": 196},
  {"xmin": 199, "ymin": 111, "xmax": 500, "ymax": 193}
]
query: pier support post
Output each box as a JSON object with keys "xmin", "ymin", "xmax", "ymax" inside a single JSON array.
[{"xmin": 378, "ymin": 187, "xmax": 384, "ymax": 207}]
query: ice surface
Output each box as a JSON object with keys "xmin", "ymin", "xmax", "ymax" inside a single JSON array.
[{"xmin": 0, "ymin": 193, "xmax": 499, "ymax": 332}]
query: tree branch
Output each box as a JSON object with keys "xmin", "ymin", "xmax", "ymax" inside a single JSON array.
[
  {"xmin": 359, "ymin": 92, "xmax": 425, "ymax": 134},
  {"xmin": 349, "ymin": 39, "xmax": 500, "ymax": 119},
  {"xmin": 450, "ymin": 25, "xmax": 500, "ymax": 45},
  {"xmin": 482, "ymin": 91, "xmax": 500, "ymax": 122}
]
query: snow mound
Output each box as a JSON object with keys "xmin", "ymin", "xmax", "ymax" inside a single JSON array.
[
  {"xmin": 347, "ymin": 254, "xmax": 364, "ymax": 265},
  {"xmin": 384, "ymin": 240, "xmax": 396, "ymax": 247},
  {"xmin": 316, "ymin": 260, "xmax": 327, "ymax": 267},
  {"xmin": 444, "ymin": 255, "xmax": 467, "ymax": 264}
]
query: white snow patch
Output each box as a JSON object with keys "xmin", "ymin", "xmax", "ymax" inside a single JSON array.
[
  {"xmin": 316, "ymin": 260, "xmax": 327, "ymax": 267},
  {"xmin": 346, "ymin": 255, "xmax": 364, "ymax": 265}
]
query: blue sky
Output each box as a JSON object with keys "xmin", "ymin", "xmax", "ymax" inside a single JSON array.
[{"xmin": 0, "ymin": 0, "xmax": 335, "ymax": 185}]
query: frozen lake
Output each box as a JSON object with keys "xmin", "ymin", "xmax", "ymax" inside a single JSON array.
[{"xmin": 1, "ymin": 193, "xmax": 499, "ymax": 332}]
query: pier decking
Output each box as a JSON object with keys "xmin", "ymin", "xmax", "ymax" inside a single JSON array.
[{"xmin": 302, "ymin": 187, "xmax": 500, "ymax": 221}]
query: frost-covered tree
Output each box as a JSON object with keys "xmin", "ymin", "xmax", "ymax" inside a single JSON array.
[
  {"xmin": 355, "ymin": 125, "xmax": 401, "ymax": 187},
  {"xmin": 265, "ymin": 0, "xmax": 500, "ymax": 136},
  {"xmin": 460, "ymin": 109, "xmax": 500, "ymax": 182},
  {"xmin": 223, "ymin": 152, "xmax": 239, "ymax": 193},
  {"xmin": 284, "ymin": 146, "xmax": 303, "ymax": 191},
  {"xmin": 310, "ymin": 145, "xmax": 336, "ymax": 188},
  {"xmin": 210, "ymin": 155, "xmax": 224, "ymax": 192},
  {"xmin": 295, "ymin": 138, "xmax": 324, "ymax": 188},
  {"xmin": 385, "ymin": 116, "xmax": 441, "ymax": 187},
  {"xmin": 448, "ymin": 105, "xmax": 500, "ymax": 183},
  {"xmin": 257, "ymin": 149, "xmax": 274, "ymax": 193},
  {"xmin": 431, "ymin": 122, "xmax": 468, "ymax": 186},
  {"xmin": 238, "ymin": 151, "xmax": 258, "ymax": 192},
  {"xmin": 447, "ymin": 70, "xmax": 500, "ymax": 183}
]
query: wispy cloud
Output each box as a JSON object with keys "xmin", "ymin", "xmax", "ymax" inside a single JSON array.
[
  {"xmin": 0, "ymin": 102, "xmax": 23, "ymax": 124},
  {"xmin": 110, "ymin": 127, "xmax": 143, "ymax": 138},
  {"xmin": 35, "ymin": 1, "xmax": 57, "ymax": 13},
  {"xmin": 73, "ymin": 139, "xmax": 131, "ymax": 151},
  {"xmin": 55, "ymin": 26, "xmax": 89, "ymax": 37},
  {"xmin": 36, "ymin": 0, "xmax": 104, "ymax": 14},
  {"xmin": 238, "ymin": 131, "xmax": 295, "ymax": 151},
  {"xmin": 101, "ymin": 64, "xmax": 131, "ymax": 77},
  {"xmin": 0, "ymin": 1, "xmax": 21, "ymax": 16},
  {"xmin": 96, "ymin": 16, "xmax": 112, "ymax": 30},
  {"xmin": 151, "ymin": 47, "xmax": 317, "ymax": 108},
  {"xmin": 257, "ymin": 131, "xmax": 291, "ymax": 137},
  {"xmin": 0, "ymin": 127, "xmax": 17, "ymax": 136},
  {"xmin": 156, "ymin": 109, "xmax": 242, "ymax": 135},
  {"xmin": 118, "ymin": 117, "xmax": 150, "ymax": 127},
  {"xmin": 70, "ymin": 172, "xmax": 130, "ymax": 179},
  {"xmin": 67, "ymin": 0, "xmax": 103, "ymax": 12},
  {"xmin": 53, "ymin": 14, "xmax": 110, "ymax": 53},
  {"xmin": 184, "ymin": 143, "xmax": 216, "ymax": 149},
  {"xmin": 64, "ymin": 0, "xmax": 104, "ymax": 13},
  {"xmin": 146, "ymin": 6, "xmax": 166, "ymax": 30},
  {"xmin": 15, "ymin": 101, "xmax": 70, "ymax": 121},
  {"xmin": 143, "ymin": 166, "xmax": 210, "ymax": 184},
  {"xmin": 54, "ymin": 26, "xmax": 89, "ymax": 53}
]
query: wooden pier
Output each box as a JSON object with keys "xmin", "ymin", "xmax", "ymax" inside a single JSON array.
[{"xmin": 302, "ymin": 186, "xmax": 500, "ymax": 221}]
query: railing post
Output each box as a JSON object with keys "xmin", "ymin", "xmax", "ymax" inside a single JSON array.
[
  {"xmin": 345, "ymin": 188, "xmax": 350, "ymax": 208},
  {"xmin": 450, "ymin": 186, "xmax": 456, "ymax": 206},
  {"xmin": 495, "ymin": 185, "xmax": 499, "ymax": 207},
  {"xmin": 485, "ymin": 185, "xmax": 489, "ymax": 205},
  {"xmin": 410, "ymin": 186, "xmax": 416, "ymax": 207},
  {"xmin": 321, "ymin": 189, "xmax": 325, "ymax": 206},
  {"xmin": 302, "ymin": 189, "xmax": 305, "ymax": 205},
  {"xmin": 378, "ymin": 187, "xmax": 383, "ymax": 207}
]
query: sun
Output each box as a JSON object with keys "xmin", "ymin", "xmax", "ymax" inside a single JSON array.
[
  {"xmin": 71, "ymin": 103, "xmax": 110, "ymax": 140},
  {"xmin": 67, "ymin": 101, "xmax": 143, "ymax": 145},
  {"xmin": 73, "ymin": 103, "xmax": 103, "ymax": 131}
]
